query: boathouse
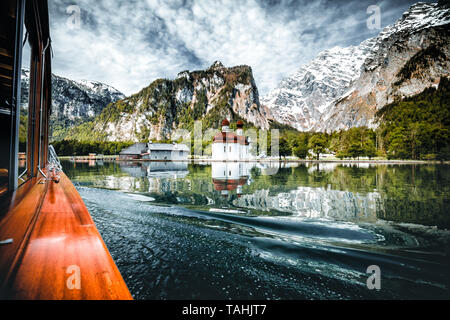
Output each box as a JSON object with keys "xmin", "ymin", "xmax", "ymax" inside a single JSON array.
[
  {"xmin": 144, "ymin": 143, "xmax": 190, "ymax": 161},
  {"xmin": 119, "ymin": 143, "xmax": 148, "ymax": 160},
  {"xmin": 119, "ymin": 142, "xmax": 189, "ymax": 161}
]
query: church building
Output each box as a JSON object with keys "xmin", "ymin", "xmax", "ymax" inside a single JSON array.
[{"xmin": 212, "ymin": 119, "xmax": 251, "ymax": 161}]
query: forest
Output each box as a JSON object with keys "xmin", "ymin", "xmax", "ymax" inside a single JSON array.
[
  {"xmin": 51, "ymin": 77, "xmax": 449, "ymax": 160},
  {"xmin": 276, "ymin": 77, "xmax": 450, "ymax": 160},
  {"xmin": 52, "ymin": 140, "xmax": 133, "ymax": 156}
]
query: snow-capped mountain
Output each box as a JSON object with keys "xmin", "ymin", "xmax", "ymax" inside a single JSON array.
[
  {"xmin": 21, "ymin": 68, "xmax": 125, "ymax": 139},
  {"xmin": 51, "ymin": 75, "xmax": 125, "ymax": 122},
  {"xmin": 262, "ymin": 1, "xmax": 450, "ymax": 132},
  {"xmin": 261, "ymin": 44, "xmax": 374, "ymax": 131}
]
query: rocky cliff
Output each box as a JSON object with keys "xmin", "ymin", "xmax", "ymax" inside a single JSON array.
[
  {"xmin": 76, "ymin": 61, "xmax": 273, "ymax": 142},
  {"xmin": 21, "ymin": 69, "xmax": 125, "ymax": 140},
  {"xmin": 262, "ymin": 2, "xmax": 450, "ymax": 132}
]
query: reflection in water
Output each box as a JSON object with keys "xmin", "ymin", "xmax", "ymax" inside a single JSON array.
[
  {"xmin": 63, "ymin": 160, "xmax": 450, "ymax": 228},
  {"xmin": 63, "ymin": 160, "xmax": 450, "ymax": 299},
  {"xmin": 211, "ymin": 162, "xmax": 252, "ymax": 198},
  {"xmin": 120, "ymin": 161, "xmax": 189, "ymax": 178},
  {"xmin": 234, "ymin": 187, "xmax": 380, "ymax": 222}
]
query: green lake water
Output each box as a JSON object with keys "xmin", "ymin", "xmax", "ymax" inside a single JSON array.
[{"xmin": 62, "ymin": 160, "xmax": 450, "ymax": 299}]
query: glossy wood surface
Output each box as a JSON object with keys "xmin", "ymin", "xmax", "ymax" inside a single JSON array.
[
  {"xmin": 0, "ymin": 177, "xmax": 47, "ymax": 290},
  {"xmin": 1, "ymin": 173, "xmax": 132, "ymax": 300}
]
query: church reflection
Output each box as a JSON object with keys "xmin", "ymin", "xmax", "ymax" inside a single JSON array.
[
  {"xmin": 116, "ymin": 161, "xmax": 286, "ymax": 200},
  {"xmin": 63, "ymin": 160, "xmax": 450, "ymax": 227},
  {"xmin": 211, "ymin": 162, "xmax": 252, "ymax": 198}
]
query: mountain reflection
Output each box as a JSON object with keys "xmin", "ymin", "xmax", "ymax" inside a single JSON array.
[{"xmin": 62, "ymin": 160, "xmax": 450, "ymax": 229}]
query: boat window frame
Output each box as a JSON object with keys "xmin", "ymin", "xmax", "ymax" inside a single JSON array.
[
  {"xmin": 1, "ymin": 0, "xmax": 51, "ymax": 199},
  {"xmin": 23, "ymin": 0, "xmax": 51, "ymax": 183},
  {"xmin": 17, "ymin": 17, "xmax": 34, "ymax": 187},
  {"xmin": 0, "ymin": 0, "xmax": 26, "ymax": 198}
]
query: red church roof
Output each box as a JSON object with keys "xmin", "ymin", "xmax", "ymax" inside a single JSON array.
[
  {"xmin": 212, "ymin": 178, "xmax": 248, "ymax": 191},
  {"xmin": 213, "ymin": 132, "xmax": 249, "ymax": 145}
]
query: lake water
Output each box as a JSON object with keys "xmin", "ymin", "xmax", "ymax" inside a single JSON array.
[{"xmin": 62, "ymin": 160, "xmax": 450, "ymax": 299}]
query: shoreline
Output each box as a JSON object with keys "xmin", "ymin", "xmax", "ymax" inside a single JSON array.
[{"xmin": 58, "ymin": 155, "xmax": 450, "ymax": 165}]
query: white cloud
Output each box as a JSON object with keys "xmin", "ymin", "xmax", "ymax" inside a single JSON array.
[{"xmin": 48, "ymin": 0, "xmax": 417, "ymax": 96}]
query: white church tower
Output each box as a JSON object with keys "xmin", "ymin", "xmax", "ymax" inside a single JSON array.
[{"xmin": 212, "ymin": 119, "xmax": 250, "ymax": 161}]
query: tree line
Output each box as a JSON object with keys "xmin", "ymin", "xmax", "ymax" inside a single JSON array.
[
  {"xmin": 275, "ymin": 77, "xmax": 449, "ymax": 160},
  {"xmin": 51, "ymin": 77, "xmax": 449, "ymax": 161},
  {"xmin": 277, "ymin": 127, "xmax": 377, "ymax": 160},
  {"xmin": 52, "ymin": 140, "xmax": 133, "ymax": 156},
  {"xmin": 376, "ymin": 77, "xmax": 449, "ymax": 160}
]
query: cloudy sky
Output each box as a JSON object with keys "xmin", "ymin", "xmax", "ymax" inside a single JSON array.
[{"xmin": 48, "ymin": 0, "xmax": 422, "ymax": 96}]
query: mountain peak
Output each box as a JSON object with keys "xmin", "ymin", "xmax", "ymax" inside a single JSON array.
[
  {"xmin": 75, "ymin": 62, "xmax": 272, "ymax": 142},
  {"xmin": 379, "ymin": 2, "xmax": 449, "ymax": 40},
  {"xmin": 209, "ymin": 60, "xmax": 225, "ymax": 70},
  {"xmin": 176, "ymin": 70, "xmax": 190, "ymax": 80},
  {"xmin": 262, "ymin": 1, "xmax": 449, "ymax": 132}
]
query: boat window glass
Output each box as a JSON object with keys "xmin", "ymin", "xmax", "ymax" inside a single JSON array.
[
  {"xmin": 18, "ymin": 27, "xmax": 32, "ymax": 186},
  {"xmin": 37, "ymin": 40, "xmax": 48, "ymax": 173}
]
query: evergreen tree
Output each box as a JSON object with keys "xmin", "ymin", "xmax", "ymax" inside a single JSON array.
[
  {"xmin": 278, "ymin": 136, "xmax": 291, "ymax": 159},
  {"xmin": 308, "ymin": 134, "xmax": 327, "ymax": 160}
]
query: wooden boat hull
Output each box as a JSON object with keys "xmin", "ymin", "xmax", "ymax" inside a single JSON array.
[{"xmin": 1, "ymin": 173, "xmax": 132, "ymax": 300}]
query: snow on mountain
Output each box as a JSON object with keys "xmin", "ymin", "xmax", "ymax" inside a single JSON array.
[
  {"xmin": 50, "ymin": 75, "xmax": 125, "ymax": 122},
  {"xmin": 21, "ymin": 68, "xmax": 124, "ymax": 121},
  {"xmin": 20, "ymin": 69, "xmax": 125, "ymax": 140},
  {"xmin": 261, "ymin": 43, "xmax": 373, "ymax": 131},
  {"xmin": 262, "ymin": 2, "xmax": 450, "ymax": 132}
]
